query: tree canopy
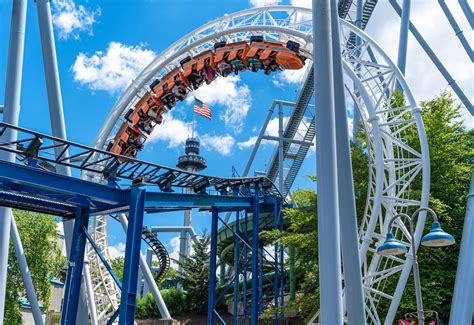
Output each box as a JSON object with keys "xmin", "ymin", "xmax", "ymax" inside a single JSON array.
[{"xmin": 5, "ymin": 211, "xmax": 65, "ymax": 324}]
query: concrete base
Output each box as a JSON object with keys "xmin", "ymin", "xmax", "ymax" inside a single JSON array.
[{"xmin": 227, "ymin": 301, "xmax": 244, "ymax": 316}]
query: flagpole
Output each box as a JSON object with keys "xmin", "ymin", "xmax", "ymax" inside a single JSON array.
[{"xmin": 192, "ymin": 97, "xmax": 196, "ymax": 138}]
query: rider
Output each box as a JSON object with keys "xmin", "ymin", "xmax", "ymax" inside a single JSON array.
[
  {"xmin": 217, "ymin": 60, "xmax": 232, "ymax": 77},
  {"xmin": 161, "ymin": 83, "xmax": 176, "ymax": 109},
  {"xmin": 230, "ymin": 53, "xmax": 246, "ymax": 75},
  {"xmin": 248, "ymin": 54, "xmax": 262, "ymax": 72},
  {"xmin": 172, "ymin": 76, "xmax": 188, "ymax": 101},
  {"xmin": 263, "ymin": 58, "xmax": 279, "ymax": 75},
  {"xmin": 203, "ymin": 64, "xmax": 216, "ymax": 84}
]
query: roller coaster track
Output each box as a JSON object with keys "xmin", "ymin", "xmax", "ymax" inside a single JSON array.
[
  {"xmin": 87, "ymin": 6, "xmax": 429, "ymax": 324},
  {"xmin": 0, "ymin": 123, "xmax": 281, "ymax": 199},
  {"xmin": 141, "ymin": 226, "xmax": 170, "ymax": 282}
]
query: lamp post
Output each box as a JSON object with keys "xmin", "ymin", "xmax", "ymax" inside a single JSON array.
[{"xmin": 377, "ymin": 207, "xmax": 455, "ymax": 325}]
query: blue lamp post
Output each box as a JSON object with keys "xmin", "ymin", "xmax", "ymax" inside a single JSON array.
[{"xmin": 377, "ymin": 207, "xmax": 455, "ymax": 325}]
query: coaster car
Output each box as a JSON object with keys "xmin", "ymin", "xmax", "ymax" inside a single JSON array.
[
  {"xmin": 214, "ymin": 41, "xmax": 249, "ymax": 76},
  {"xmin": 181, "ymin": 51, "xmax": 217, "ymax": 89},
  {"xmin": 107, "ymin": 123, "xmax": 147, "ymax": 162},
  {"xmin": 125, "ymin": 92, "xmax": 167, "ymax": 134},
  {"xmin": 108, "ymin": 38, "xmax": 307, "ymax": 160},
  {"xmin": 149, "ymin": 67, "xmax": 190, "ymax": 110},
  {"xmin": 243, "ymin": 38, "xmax": 305, "ymax": 73}
]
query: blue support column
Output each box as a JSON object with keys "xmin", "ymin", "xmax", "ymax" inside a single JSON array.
[
  {"xmin": 389, "ymin": 0, "xmax": 473, "ymax": 114},
  {"xmin": 250, "ymin": 186, "xmax": 260, "ymax": 325},
  {"xmin": 207, "ymin": 207, "xmax": 219, "ymax": 325},
  {"xmin": 273, "ymin": 199, "xmax": 279, "ymax": 324},
  {"xmin": 449, "ymin": 172, "xmax": 474, "ymax": 323},
  {"xmin": 61, "ymin": 208, "xmax": 89, "ymax": 325},
  {"xmin": 458, "ymin": 0, "xmax": 474, "ymax": 29},
  {"xmin": 233, "ymin": 211, "xmax": 240, "ymax": 323},
  {"xmin": 242, "ymin": 209, "xmax": 249, "ymax": 322},
  {"xmin": 438, "ymin": 0, "xmax": 474, "ymax": 62},
  {"xmin": 279, "ymin": 201, "xmax": 284, "ymax": 317},
  {"xmin": 119, "ymin": 188, "xmax": 145, "ymax": 325},
  {"xmin": 397, "ymin": 0, "xmax": 412, "ymax": 75}
]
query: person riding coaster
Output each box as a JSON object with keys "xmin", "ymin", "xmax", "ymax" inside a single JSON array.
[
  {"xmin": 230, "ymin": 54, "xmax": 247, "ymax": 75},
  {"xmin": 262, "ymin": 57, "xmax": 280, "ymax": 75},
  {"xmin": 217, "ymin": 60, "xmax": 232, "ymax": 77},
  {"xmin": 187, "ymin": 69, "xmax": 204, "ymax": 89},
  {"xmin": 171, "ymin": 76, "xmax": 188, "ymax": 101},
  {"xmin": 160, "ymin": 83, "xmax": 177, "ymax": 109},
  {"xmin": 203, "ymin": 65, "xmax": 216, "ymax": 84},
  {"xmin": 248, "ymin": 56, "xmax": 262, "ymax": 72}
]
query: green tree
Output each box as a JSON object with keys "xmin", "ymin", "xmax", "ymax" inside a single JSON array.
[
  {"xmin": 261, "ymin": 186, "xmax": 319, "ymax": 321},
  {"xmin": 110, "ymin": 256, "xmax": 124, "ymax": 282},
  {"xmin": 177, "ymin": 232, "xmax": 211, "ymax": 314},
  {"xmin": 352, "ymin": 91, "xmax": 473, "ymax": 321},
  {"xmin": 5, "ymin": 211, "xmax": 64, "ymax": 324},
  {"xmin": 397, "ymin": 92, "xmax": 473, "ymax": 320}
]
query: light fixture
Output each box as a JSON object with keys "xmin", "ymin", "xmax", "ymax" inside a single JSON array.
[
  {"xmin": 421, "ymin": 221, "xmax": 455, "ymax": 247},
  {"xmin": 376, "ymin": 232, "xmax": 408, "ymax": 256}
]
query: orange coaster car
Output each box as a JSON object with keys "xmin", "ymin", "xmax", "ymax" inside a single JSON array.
[
  {"xmin": 214, "ymin": 41, "xmax": 249, "ymax": 76},
  {"xmin": 243, "ymin": 37, "xmax": 305, "ymax": 73},
  {"xmin": 125, "ymin": 92, "xmax": 166, "ymax": 134},
  {"xmin": 150, "ymin": 68, "xmax": 190, "ymax": 110},
  {"xmin": 107, "ymin": 123, "xmax": 147, "ymax": 162},
  {"xmin": 181, "ymin": 50, "xmax": 217, "ymax": 89}
]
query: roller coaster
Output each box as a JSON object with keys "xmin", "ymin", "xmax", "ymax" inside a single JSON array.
[{"xmin": 0, "ymin": 0, "xmax": 473, "ymax": 325}]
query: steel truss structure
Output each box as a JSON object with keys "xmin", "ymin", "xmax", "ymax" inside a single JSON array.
[
  {"xmin": 87, "ymin": 6, "xmax": 430, "ymax": 324},
  {"xmin": 0, "ymin": 121, "xmax": 282, "ymax": 324}
]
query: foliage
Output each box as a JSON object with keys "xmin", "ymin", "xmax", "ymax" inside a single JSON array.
[
  {"xmin": 176, "ymin": 232, "xmax": 211, "ymax": 314},
  {"xmin": 135, "ymin": 288, "xmax": 187, "ymax": 319},
  {"xmin": 110, "ymin": 256, "xmax": 124, "ymax": 282},
  {"xmin": 261, "ymin": 91, "xmax": 472, "ymax": 323},
  {"xmin": 261, "ymin": 184, "xmax": 319, "ymax": 321},
  {"xmin": 395, "ymin": 92, "xmax": 472, "ymax": 321},
  {"xmin": 5, "ymin": 211, "xmax": 64, "ymax": 324},
  {"xmin": 353, "ymin": 91, "xmax": 473, "ymax": 321}
]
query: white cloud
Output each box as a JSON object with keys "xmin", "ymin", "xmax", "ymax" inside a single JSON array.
[
  {"xmin": 166, "ymin": 236, "xmax": 181, "ymax": 270},
  {"xmin": 147, "ymin": 113, "xmax": 193, "ymax": 148},
  {"xmin": 266, "ymin": 116, "xmax": 289, "ymax": 136},
  {"xmin": 200, "ymin": 134, "xmax": 236, "ymax": 156},
  {"xmin": 237, "ymin": 136, "xmax": 258, "ymax": 149},
  {"xmin": 237, "ymin": 117, "xmax": 290, "ymax": 150},
  {"xmin": 72, "ymin": 42, "xmax": 156, "ymax": 94},
  {"xmin": 290, "ymin": 0, "xmax": 311, "ymax": 8},
  {"xmin": 272, "ymin": 64, "xmax": 309, "ymax": 87},
  {"xmin": 108, "ymin": 242, "xmax": 126, "ymax": 259},
  {"xmin": 249, "ymin": 0, "xmax": 282, "ymax": 7},
  {"xmin": 147, "ymin": 113, "xmax": 236, "ymax": 154},
  {"xmin": 187, "ymin": 75, "xmax": 252, "ymax": 133},
  {"xmin": 52, "ymin": 0, "xmax": 100, "ymax": 40}
]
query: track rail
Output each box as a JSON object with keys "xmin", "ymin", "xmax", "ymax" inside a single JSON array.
[
  {"xmin": 141, "ymin": 226, "xmax": 170, "ymax": 282},
  {"xmin": 0, "ymin": 122, "xmax": 282, "ymax": 199}
]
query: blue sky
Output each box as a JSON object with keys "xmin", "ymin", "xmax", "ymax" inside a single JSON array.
[{"xmin": 0, "ymin": 0, "xmax": 472, "ymax": 261}]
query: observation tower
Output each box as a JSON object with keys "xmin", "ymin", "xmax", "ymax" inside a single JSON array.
[{"xmin": 176, "ymin": 138, "xmax": 207, "ymax": 269}]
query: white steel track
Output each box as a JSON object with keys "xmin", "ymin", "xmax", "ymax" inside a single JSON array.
[{"xmin": 86, "ymin": 6, "xmax": 429, "ymax": 324}]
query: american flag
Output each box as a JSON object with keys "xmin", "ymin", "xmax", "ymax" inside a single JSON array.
[{"xmin": 193, "ymin": 97, "xmax": 212, "ymax": 120}]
